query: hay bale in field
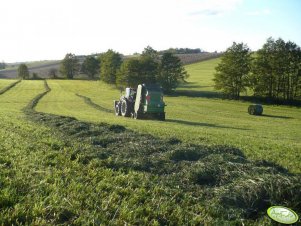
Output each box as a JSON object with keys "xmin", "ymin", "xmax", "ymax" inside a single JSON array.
[{"xmin": 248, "ymin": 104, "xmax": 263, "ymax": 115}]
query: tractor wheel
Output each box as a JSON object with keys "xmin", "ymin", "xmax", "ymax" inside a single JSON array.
[
  {"xmin": 134, "ymin": 111, "xmax": 141, "ymax": 120},
  {"xmin": 115, "ymin": 102, "xmax": 121, "ymax": 116},
  {"xmin": 121, "ymin": 99, "xmax": 131, "ymax": 117}
]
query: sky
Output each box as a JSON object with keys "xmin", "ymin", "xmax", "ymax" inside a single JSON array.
[{"xmin": 0, "ymin": 0, "xmax": 300, "ymax": 62}]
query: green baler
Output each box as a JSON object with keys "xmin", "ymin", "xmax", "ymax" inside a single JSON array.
[{"xmin": 114, "ymin": 84, "xmax": 166, "ymax": 120}]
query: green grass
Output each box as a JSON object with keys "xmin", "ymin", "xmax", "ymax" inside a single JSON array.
[
  {"xmin": 0, "ymin": 58, "xmax": 300, "ymax": 224},
  {"xmin": 0, "ymin": 79, "xmax": 17, "ymax": 90},
  {"xmin": 182, "ymin": 57, "xmax": 220, "ymax": 91}
]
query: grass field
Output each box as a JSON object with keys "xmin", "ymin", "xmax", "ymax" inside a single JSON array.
[
  {"xmin": 0, "ymin": 59, "xmax": 300, "ymax": 225},
  {"xmin": 35, "ymin": 59, "xmax": 301, "ymax": 173},
  {"xmin": 0, "ymin": 79, "xmax": 17, "ymax": 90}
]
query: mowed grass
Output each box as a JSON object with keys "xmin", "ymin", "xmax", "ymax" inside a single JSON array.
[
  {"xmin": 0, "ymin": 80, "xmax": 45, "ymax": 113},
  {"xmin": 34, "ymin": 58, "xmax": 301, "ymax": 173},
  {"xmin": 0, "ymin": 79, "xmax": 17, "ymax": 90}
]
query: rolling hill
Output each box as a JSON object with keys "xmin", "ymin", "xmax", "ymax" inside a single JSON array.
[{"xmin": 0, "ymin": 53, "xmax": 220, "ymax": 79}]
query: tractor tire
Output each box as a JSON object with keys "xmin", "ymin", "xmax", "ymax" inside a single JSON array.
[
  {"xmin": 121, "ymin": 99, "xmax": 131, "ymax": 117},
  {"xmin": 115, "ymin": 102, "xmax": 121, "ymax": 116},
  {"xmin": 134, "ymin": 111, "xmax": 141, "ymax": 120}
]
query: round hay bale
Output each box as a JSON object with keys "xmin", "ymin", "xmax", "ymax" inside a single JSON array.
[{"xmin": 248, "ymin": 104, "xmax": 263, "ymax": 115}]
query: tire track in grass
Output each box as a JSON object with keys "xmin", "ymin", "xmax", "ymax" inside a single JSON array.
[
  {"xmin": 75, "ymin": 93, "xmax": 114, "ymax": 113},
  {"xmin": 23, "ymin": 79, "xmax": 50, "ymax": 112},
  {"xmin": 0, "ymin": 79, "xmax": 21, "ymax": 95}
]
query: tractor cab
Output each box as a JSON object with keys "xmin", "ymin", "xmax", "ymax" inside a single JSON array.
[
  {"xmin": 124, "ymin": 87, "xmax": 137, "ymax": 103},
  {"xmin": 125, "ymin": 88, "xmax": 137, "ymax": 99}
]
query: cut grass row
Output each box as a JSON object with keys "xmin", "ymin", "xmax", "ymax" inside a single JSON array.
[{"xmin": 0, "ymin": 80, "xmax": 299, "ymax": 225}]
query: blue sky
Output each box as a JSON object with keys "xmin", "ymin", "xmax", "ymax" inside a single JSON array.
[{"xmin": 0, "ymin": 0, "xmax": 300, "ymax": 62}]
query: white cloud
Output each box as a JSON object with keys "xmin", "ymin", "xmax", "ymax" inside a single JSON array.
[{"xmin": 188, "ymin": 0, "xmax": 243, "ymax": 16}]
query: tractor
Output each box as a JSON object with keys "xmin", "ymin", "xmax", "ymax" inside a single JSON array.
[{"xmin": 114, "ymin": 84, "xmax": 165, "ymax": 120}]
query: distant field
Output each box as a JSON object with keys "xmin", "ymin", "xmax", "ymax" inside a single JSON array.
[
  {"xmin": 0, "ymin": 61, "xmax": 61, "ymax": 78},
  {"xmin": 0, "ymin": 53, "xmax": 220, "ymax": 79}
]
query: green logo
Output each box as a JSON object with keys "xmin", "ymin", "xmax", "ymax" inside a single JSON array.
[{"xmin": 267, "ymin": 206, "xmax": 299, "ymax": 224}]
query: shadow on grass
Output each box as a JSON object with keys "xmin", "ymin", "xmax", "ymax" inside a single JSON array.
[
  {"xmin": 178, "ymin": 85, "xmax": 213, "ymax": 89},
  {"xmin": 169, "ymin": 90, "xmax": 223, "ymax": 99},
  {"xmin": 261, "ymin": 114, "xmax": 293, "ymax": 119},
  {"xmin": 166, "ymin": 119, "xmax": 249, "ymax": 130}
]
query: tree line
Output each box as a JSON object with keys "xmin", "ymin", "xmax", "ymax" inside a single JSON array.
[
  {"xmin": 158, "ymin": 48, "xmax": 203, "ymax": 54},
  {"xmin": 214, "ymin": 37, "xmax": 301, "ymax": 102},
  {"xmin": 58, "ymin": 46, "xmax": 188, "ymax": 93}
]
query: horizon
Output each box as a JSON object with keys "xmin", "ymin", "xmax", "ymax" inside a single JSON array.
[{"xmin": 1, "ymin": 0, "xmax": 300, "ymax": 63}]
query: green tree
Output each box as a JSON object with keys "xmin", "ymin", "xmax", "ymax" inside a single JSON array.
[
  {"xmin": 116, "ymin": 55, "xmax": 158, "ymax": 88},
  {"xmin": 81, "ymin": 56, "xmax": 100, "ymax": 79},
  {"xmin": 251, "ymin": 38, "xmax": 301, "ymax": 101},
  {"xmin": 157, "ymin": 52, "xmax": 188, "ymax": 93},
  {"xmin": 48, "ymin": 68, "xmax": 58, "ymax": 79},
  {"xmin": 116, "ymin": 58, "xmax": 141, "ymax": 88},
  {"xmin": 214, "ymin": 42, "xmax": 252, "ymax": 98},
  {"xmin": 141, "ymin": 46, "xmax": 159, "ymax": 61},
  {"xmin": 60, "ymin": 53, "xmax": 80, "ymax": 79},
  {"xmin": 100, "ymin": 50, "xmax": 122, "ymax": 84},
  {"xmin": 139, "ymin": 55, "xmax": 158, "ymax": 84},
  {"xmin": 32, "ymin": 72, "xmax": 39, "ymax": 79},
  {"xmin": 17, "ymin": 64, "xmax": 30, "ymax": 79},
  {"xmin": 285, "ymin": 41, "xmax": 301, "ymax": 100}
]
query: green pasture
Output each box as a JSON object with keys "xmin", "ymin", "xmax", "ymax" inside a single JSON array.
[{"xmin": 0, "ymin": 79, "xmax": 17, "ymax": 90}]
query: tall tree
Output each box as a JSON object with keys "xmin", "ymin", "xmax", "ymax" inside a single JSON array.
[
  {"xmin": 116, "ymin": 56, "xmax": 158, "ymax": 88},
  {"xmin": 48, "ymin": 68, "xmax": 58, "ymax": 79},
  {"xmin": 157, "ymin": 52, "xmax": 188, "ymax": 93},
  {"xmin": 214, "ymin": 42, "xmax": 252, "ymax": 98},
  {"xmin": 81, "ymin": 56, "xmax": 100, "ymax": 79},
  {"xmin": 139, "ymin": 55, "xmax": 158, "ymax": 84},
  {"xmin": 251, "ymin": 38, "xmax": 301, "ymax": 101},
  {"xmin": 116, "ymin": 58, "xmax": 141, "ymax": 88},
  {"xmin": 100, "ymin": 50, "xmax": 122, "ymax": 84},
  {"xmin": 141, "ymin": 46, "xmax": 159, "ymax": 61},
  {"xmin": 60, "ymin": 53, "xmax": 80, "ymax": 79},
  {"xmin": 17, "ymin": 64, "xmax": 30, "ymax": 79}
]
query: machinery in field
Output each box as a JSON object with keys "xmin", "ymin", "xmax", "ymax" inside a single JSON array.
[{"xmin": 114, "ymin": 84, "xmax": 165, "ymax": 120}]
